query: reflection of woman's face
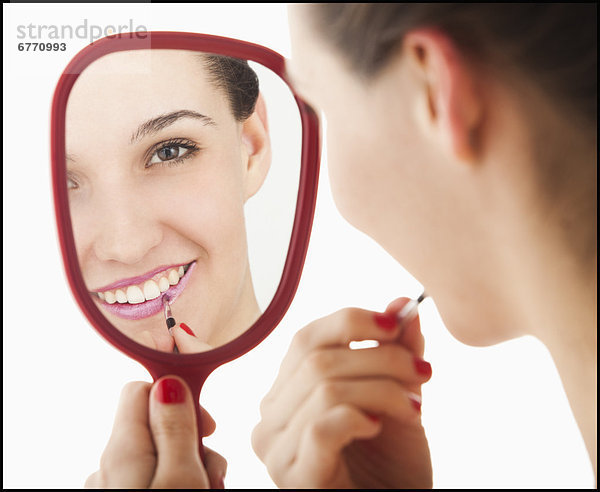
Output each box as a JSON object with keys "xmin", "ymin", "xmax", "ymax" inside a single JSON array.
[{"xmin": 66, "ymin": 50, "xmax": 266, "ymax": 352}]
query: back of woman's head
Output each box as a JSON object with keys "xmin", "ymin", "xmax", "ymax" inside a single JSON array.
[
  {"xmin": 308, "ymin": 3, "xmax": 596, "ymax": 127},
  {"xmin": 308, "ymin": 3, "xmax": 597, "ymax": 266}
]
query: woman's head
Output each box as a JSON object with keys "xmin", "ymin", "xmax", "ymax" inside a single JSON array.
[
  {"xmin": 288, "ymin": 4, "xmax": 596, "ymax": 345},
  {"xmin": 66, "ymin": 49, "xmax": 271, "ymax": 352}
]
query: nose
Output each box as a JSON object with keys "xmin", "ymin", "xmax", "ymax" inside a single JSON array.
[{"xmin": 91, "ymin": 184, "xmax": 163, "ymax": 265}]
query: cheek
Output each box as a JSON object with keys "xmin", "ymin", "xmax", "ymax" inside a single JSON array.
[
  {"xmin": 326, "ymin": 116, "xmax": 402, "ymax": 240},
  {"xmin": 166, "ymin": 156, "xmax": 247, "ymax": 251},
  {"xmin": 326, "ymin": 122, "xmax": 372, "ymax": 228},
  {"xmin": 171, "ymin": 194, "xmax": 245, "ymax": 249},
  {"xmin": 69, "ymin": 193, "xmax": 107, "ymax": 268}
]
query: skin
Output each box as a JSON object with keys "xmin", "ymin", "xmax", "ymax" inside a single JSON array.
[
  {"xmin": 251, "ymin": 5, "xmax": 596, "ymax": 488},
  {"xmin": 66, "ymin": 49, "xmax": 271, "ymax": 353}
]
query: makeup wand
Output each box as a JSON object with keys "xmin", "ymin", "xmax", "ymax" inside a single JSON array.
[
  {"xmin": 162, "ymin": 295, "xmax": 179, "ymax": 354},
  {"xmin": 396, "ymin": 291, "xmax": 427, "ymax": 327}
]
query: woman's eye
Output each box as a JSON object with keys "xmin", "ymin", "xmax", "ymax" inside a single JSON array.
[{"xmin": 149, "ymin": 145, "xmax": 191, "ymax": 164}]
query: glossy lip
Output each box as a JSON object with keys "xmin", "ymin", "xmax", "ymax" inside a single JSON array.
[
  {"xmin": 95, "ymin": 261, "xmax": 197, "ymax": 320},
  {"xmin": 92, "ymin": 263, "xmax": 189, "ymax": 293}
]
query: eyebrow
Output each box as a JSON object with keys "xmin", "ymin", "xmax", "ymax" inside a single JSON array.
[{"xmin": 129, "ymin": 110, "xmax": 216, "ymax": 144}]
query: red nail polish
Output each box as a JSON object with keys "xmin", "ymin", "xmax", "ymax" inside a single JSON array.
[
  {"xmin": 366, "ymin": 412, "xmax": 380, "ymax": 423},
  {"xmin": 155, "ymin": 377, "xmax": 186, "ymax": 404},
  {"xmin": 373, "ymin": 312, "xmax": 397, "ymax": 331},
  {"xmin": 413, "ymin": 357, "xmax": 432, "ymax": 377},
  {"xmin": 180, "ymin": 323, "xmax": 195, "ymax": 336}
]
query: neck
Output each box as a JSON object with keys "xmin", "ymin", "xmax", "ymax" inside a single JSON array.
[
  {"xmin": 484, "ymin": 83, "xmax": 597, "ymax": 481},
  {"xmin": 513, "ymin": 223, "xmax": 597, "ymax": 481}
]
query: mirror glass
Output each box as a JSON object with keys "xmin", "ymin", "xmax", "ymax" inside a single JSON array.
[{"xmin": 65, "ymin": 49, "xmax": 301, "ymax": 354}]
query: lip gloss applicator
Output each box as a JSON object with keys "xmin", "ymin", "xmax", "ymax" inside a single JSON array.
[
  {"xmin": 396, "ymin": 291, "xmax": 427, "ymax": 327},
  {"xmin": 162, "ymin": 295, "xmax": 179, "ymax": 353}
]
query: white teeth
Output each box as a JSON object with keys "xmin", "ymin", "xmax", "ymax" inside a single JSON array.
[
  {"xmin": 159, "ymin": 276, "xmax": 170, "ymax": 292},
  {"xmin": 115, "ymin": 289, "xmax": 127, "ymax": 304},
  {"xmin": 168, "ymin": 269, "xmax": 180, "ymax": 285},
  {"xmin": 126, "ymin": 285, "xmax": 145, "ymax": 304},
  {"xmin": 143, "ymin": 280, "xmax": 161, "ymax": 300},
  {"xmin": 100, "ymin": 265, "xmax": 188, "ymax": 305}
]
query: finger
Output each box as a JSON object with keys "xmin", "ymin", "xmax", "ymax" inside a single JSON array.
[
  {"xmin": 263, "ymin": 403, "xmax": 379, "ymax": 487},
  {"xmin": 259, "ymin": 379, "xmax": 421, "ymax": 471},
  {"xmin": 203, "ymin": 446, "xmax": 228, "ymax": 489},
  {"xmin": 291, "ymin": 404, "xmax": 381, "ymax": 487},
  {"xmin": 172, "ymin": 324, "xmax": 214, "ymax": 353},
  {"xmin": 298, "ymin": 379, "xmax": 422, "ymax": 429},
  {"xmin": 275, "ymin": 308, "xmax": 405, "ymax": 393},
  {"xmin": 199, "ymin": 405, "xmax": 216, "ymax": 437},
  {"xmin": 99, "ymin": 382, "xmax": 156, "ymax": 488},
  {"xmin": 385, "ymin": 297, "xmax": 425, "ymax": 357},
  {"xmin": 384, "ymin": 298, "xmax": 426, "ymax": 396},
  {"xmin": 148, "ymin": 376, "xmax": 209, "ymax": 488},
  {"xmin": 259, "ymin": 343, "xmax": 431, "ymax": 438}
]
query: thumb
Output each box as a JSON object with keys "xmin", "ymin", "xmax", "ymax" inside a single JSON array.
[
  {"xmin": 385, "ymin": 297, "xmax": 425, "ymax": 358},
  {"xmin": 148, "ymin": 376, "xmax": 209, "ymax": 488}
]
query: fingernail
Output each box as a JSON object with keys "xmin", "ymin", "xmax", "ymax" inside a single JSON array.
[
  {"xmin": 373, "ymin": 312, "xmax": 397, "ymax": 331},
  {"xmin": 408, "ymin": 392, "xmax": 422, "ymax": 413},
  {"xmin": 413, "ymin": 357, "xmax": 432, "ymax": 378},
  {"xmin": 155, "ymin": 377, "xmax": 186, "ymax": 404},
  {"xmin": 179, "ymin": 323, "xmax": 195, "ymax": 337},
  {"xmin": 218, "ymin": 474, "xmax": 225, "ymax": 489},
  {"xmin": 365, "ymin": 412, "xmax": 380, "ymax": 423}
]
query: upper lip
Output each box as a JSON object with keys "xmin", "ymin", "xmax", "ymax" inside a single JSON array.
[{"xmin": 91, "ymin": 262, "xmax": 191, "ymax": 292}]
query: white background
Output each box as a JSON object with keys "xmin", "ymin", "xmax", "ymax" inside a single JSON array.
[{"xmin": 3, "ymin": 3, "xmax": 594, "ymax": 489}]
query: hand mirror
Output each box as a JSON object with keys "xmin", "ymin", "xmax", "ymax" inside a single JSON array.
[{"xmin": 51, "ymin": 31, "xmax": 320, "ymax": 459}]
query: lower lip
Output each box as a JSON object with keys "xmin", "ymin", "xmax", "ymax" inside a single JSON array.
[{"xmin": 96, "ymin": 261, "xmax": 196, "ymax": 321}]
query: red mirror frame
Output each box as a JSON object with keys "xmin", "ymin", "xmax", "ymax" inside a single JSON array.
[{"xmin": 50, "ymin": 31, "xmax": 320, "ymax": 456}]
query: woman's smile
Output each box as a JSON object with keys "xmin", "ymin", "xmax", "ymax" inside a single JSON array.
[{"xmin": 91, "ymin": 261, "xmax": 196, "ymax": 320}]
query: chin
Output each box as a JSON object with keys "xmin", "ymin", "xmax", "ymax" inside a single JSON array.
[
  {"xmin": 445, "ymin": 323, "xmax": 505, "ymax": 347},
  {"xmin": 435, "ymin": 297, "xmax": 513, "ymax": 348}
]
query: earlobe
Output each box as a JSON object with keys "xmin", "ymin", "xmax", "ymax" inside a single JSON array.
[
  {"xmin": 405, "ymin": 28, "xmax": 483, "ymax": 164},
  {"xmin": 241, "ymin": 93, "xmax": 272, "ymax": 200}
]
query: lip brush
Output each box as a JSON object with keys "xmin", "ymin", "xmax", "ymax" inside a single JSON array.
[
  {"xmin": 162, "ymin": 295, "xmax": 179, "ymax": 353},
  {"xmin": 396, "ymin": 291, "xmax": 427, "ymax": 327}
]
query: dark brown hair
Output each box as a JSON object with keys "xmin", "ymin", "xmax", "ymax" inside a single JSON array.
[
  {"xmin": 308, "ymin": 3, "xmax": 596, "ymax": 127},
  {"xmin": 308, "ymin": 3, "xmax": 597, "ymax": 263},
  {"xmin": 201, "ymin": 54, "xmax": 259, "ymax": 121}
]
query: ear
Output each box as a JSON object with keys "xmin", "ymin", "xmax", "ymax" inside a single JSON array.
[
  {"xmin": 403, "ymin": 28, "xmax": 483, "ymax": 163},
  {"xmin": 241, "ymin": 92, "xmax": 271, "ymax": 200}
]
